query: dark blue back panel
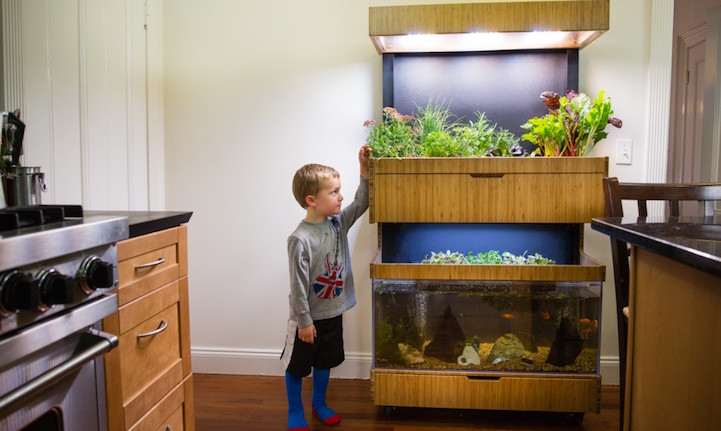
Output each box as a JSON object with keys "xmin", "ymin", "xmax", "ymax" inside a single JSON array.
[{"xmin": 381, "ymin": 223, "xmax": 580, "ymax": 264}]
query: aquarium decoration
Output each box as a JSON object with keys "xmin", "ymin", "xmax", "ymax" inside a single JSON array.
[
  {"xmin": 546, "ymin": 317, "xmax": 585, "ymax": 366},
  {"xmin": 421, "ymin": 250, "xmax": 556, "ymax": 265},
  {"xmin": 424, "ymin": 306, "xmax": 466, "ymax": 362},
  {"xmin": 487, "ymin": 333, "xmax": 526, "ymax": 364},
  {"xmin": 457, "ymin": 345, "xmax": 481, "ymax": 366},
  {"xmin": 398, "ymin": 343, "xmax": 425, "ymax": 365}
]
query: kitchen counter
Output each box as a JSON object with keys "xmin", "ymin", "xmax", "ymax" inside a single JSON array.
[
  {"xmin": 591, "ymin": 215, "xmax": 721, "ymax": 430},
  {"xmin": 85, "ymin": 210, "xmax": 192, "ymax": 238},
  {"xmin": 591, "ymin": 215, "xmax": 721, "ymax": 278}
]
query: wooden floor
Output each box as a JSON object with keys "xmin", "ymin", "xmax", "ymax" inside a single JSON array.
[{"xmin": 194, "ymin": 374, "xmax": 620, "ymax": 430}]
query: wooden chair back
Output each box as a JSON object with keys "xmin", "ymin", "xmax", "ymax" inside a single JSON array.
[{"xmin": 602, "ymin": 177, "xmax": 721, "ymax": 430}]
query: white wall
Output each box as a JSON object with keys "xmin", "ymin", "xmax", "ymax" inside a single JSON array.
[
  {"xmin": 1, "ymin": 0, "xmax": 163, "ymax": 210},
  {"xmin": 163, "ymin": 0, "xmax": 656, "ymax": 383}
]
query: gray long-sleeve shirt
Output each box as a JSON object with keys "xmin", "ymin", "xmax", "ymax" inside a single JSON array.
[{"xmin": 286, "ymin": 177, "xmax": 369, "ymax": 328}]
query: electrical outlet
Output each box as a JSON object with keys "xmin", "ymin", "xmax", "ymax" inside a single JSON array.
[{"xmin": 616, "ymin": 139, "xmax": 632, "ymax": 165}]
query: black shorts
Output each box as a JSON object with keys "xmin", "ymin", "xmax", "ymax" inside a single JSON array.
[{"xmin": 282, "ymin": 315, "xmax": 344, "ymax": 378}]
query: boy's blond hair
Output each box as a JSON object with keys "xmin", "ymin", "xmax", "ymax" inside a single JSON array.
[{"xmin": 292, "ymin": 163, "xmax": 340, "ymax": 208}]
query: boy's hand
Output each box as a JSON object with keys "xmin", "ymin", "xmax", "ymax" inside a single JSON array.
[
  {"xmin": 359, "ymin": 144, "xmax": 372, "ymax": 179},
  {"xmin": 298, "ymin": 323, "xmax": 317, "ymax": 344}
]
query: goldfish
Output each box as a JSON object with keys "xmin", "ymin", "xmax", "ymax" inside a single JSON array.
[
  {"xmin": 539, "ymin": 311, "xmax": 551, "ymax": 320},
  {"xmin": 578, "ymin": 318, "xmax": 599, "ymax": 339},
  {"xmin": 501, "ymin": 313, "xmax": 516, "ymax": 320}
]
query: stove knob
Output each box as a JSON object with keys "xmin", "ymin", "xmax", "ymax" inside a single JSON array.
[
  {"xmin": 38, "ymin": 269, "xmax": 76, "ymax": 306},
  {"xmin": 0, "ymin": 271, "xmax": 40, "ymax": 312},
  {"xmin": 78, "ymin": 256, "xmax": 115, "ymax": 293}
]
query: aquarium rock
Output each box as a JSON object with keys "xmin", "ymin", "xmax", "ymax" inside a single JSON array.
[
  {"xmin": 517, "ymin": 331, "xmax": 538, "ymax": 353},
  {"xmin": 424, "ymin": 306, "xmax": 466, "ymax": 362},
  {"xmin": 398, "ymin": 343, "xmax": 425, "ymax": 365},
  {"xmin": 486, "ymin": 333, "xmax": 525, "ymax": 364},
  {"xmin": 546, "ymin": 316, "xmax": 584, "ymax": 367},
  {"xmin": 457, "ymin": 345, "xmax": 481, "ymax": 366}
]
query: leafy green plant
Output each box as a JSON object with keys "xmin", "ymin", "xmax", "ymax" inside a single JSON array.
[
  {"xmin": 422, "ymin": 250, "xmax": 555, "ymax": 265},
  {"xmin": 364, "ymin": 107, "xmax": 416, "ymax": 158},
  {"xmin": 521, "ymin": 89, "xmax": 622, "ymax": 156},
  {"xmin": 414, "ymin": 98, "xmax": 459, "ymax": 144},
  {"xmin": 364, "ymin": 101, "xmax": 528, "ymax": 158}
]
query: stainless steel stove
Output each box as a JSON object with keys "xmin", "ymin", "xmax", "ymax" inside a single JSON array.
[{"xmin": 0, "ymin": 205, "xmax": 128, "ymax": 431}]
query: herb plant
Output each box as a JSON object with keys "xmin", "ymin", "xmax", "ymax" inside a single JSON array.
[{"xmin": 364, "ymin": 100, "xmax": 527, "ymax": 158}]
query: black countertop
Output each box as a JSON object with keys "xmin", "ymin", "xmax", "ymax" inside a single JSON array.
[
  {"xmin": 591, "ymin": 215, "xmax": 721, "ymax": 278},
  {"xmin": 84, "ymin": 210, "xmax": 193, "ymax": 238}
]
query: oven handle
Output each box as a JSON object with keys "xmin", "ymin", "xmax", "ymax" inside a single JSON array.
[{"xmin": 0, "ymin": 328, "xmax": 118, "ymax": 412}]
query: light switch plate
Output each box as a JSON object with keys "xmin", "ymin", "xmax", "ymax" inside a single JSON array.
[{"xmin": 616, "ymin": 139, "xmax": 632, "ymax": 165}]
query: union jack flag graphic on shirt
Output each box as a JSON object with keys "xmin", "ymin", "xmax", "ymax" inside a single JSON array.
[{"xmin": 313, "ymin": 255, "xmax": 344, "ymax": 299}]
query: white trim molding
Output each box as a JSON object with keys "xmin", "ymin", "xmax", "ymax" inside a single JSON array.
[{"xmin": 192, "ymin": 346, "xmax": 373, "ymax": 379}]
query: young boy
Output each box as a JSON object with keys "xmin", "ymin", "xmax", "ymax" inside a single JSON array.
[{"xmin": 281, "ymin": 145, "xmax": 371, "ymax": 430}]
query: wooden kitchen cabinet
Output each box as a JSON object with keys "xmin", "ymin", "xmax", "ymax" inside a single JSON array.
[{"xmin": 103, "ymin": 225, "xmax": 195, "ymax": 431}]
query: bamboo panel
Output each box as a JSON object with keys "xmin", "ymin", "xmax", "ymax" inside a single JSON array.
[
  {"xmin": 371, "ymin": 262, "xmax": 604, "ymax": 282},
  {"xmin": 370, "ymin": 157, "xmax": 608, "ymax": 223},
  {"xmin": 369, "ymin": 1, "xmax": 609, "ymax": 36},
  {"xmin": 371, "ymin": 369, "xmax": 600, "ymax": 412}
]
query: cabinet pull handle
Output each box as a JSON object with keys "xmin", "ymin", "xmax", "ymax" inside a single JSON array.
[
  {"xmin": 166, "ymin": 426, "xmax": 173, "ymax": 431},
  {"xmin": 134, "ymin": 257, "xmax": 166, "ymax": 270},
  {"xmin": 137, "ymin": 319, "xmax": 168, "ymax": 339},
  {"xmin": 469, "ymin": 173, "xmax": 505, "ymax": 178}
]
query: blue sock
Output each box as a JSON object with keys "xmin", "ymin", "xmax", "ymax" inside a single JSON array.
[
  {"xmin": 312, "ymin": 368, "xmax": 341, "ymax": 425},
  {"xmin": 285, "ymin": 371, "xmax": 308, "ymax": 430}
]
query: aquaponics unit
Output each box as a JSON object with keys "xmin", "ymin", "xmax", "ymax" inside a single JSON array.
[
  {"xmin": 369, "ymin": 157, "xmax": 608, "ymax": 421},
  {"xmin": 366, "ymin": 2, "xmax": 611, "ymax": 421}
]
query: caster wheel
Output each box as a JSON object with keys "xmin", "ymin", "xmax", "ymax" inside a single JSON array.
[
  {"xmin": 383, "ymin": 406, "xmax": 394, "ymax": 417},
  {"xmin": 570, "ymin": 412, "xmax": 584, "ymax": 424}
]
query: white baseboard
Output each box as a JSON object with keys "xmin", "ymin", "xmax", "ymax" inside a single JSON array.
[
  {"xmin": 192, "ymin": 347, "xmax": 620, "ymax": 384},
  {"xmin": 191, "ymin": 346, "xmax": 372, "ymax": 379}
]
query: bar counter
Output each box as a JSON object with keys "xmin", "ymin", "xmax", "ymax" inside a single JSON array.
[{"xmin": 591, "ymin": 216, "xmax": 721, "ymax": 431}]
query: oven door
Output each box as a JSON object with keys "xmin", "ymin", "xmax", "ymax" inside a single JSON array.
[{"xmin": 0, "ymin": 295, "xmax": 118, "ymax": 431}]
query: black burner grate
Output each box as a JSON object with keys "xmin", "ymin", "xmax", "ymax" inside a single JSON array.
[{"xmin": 0, "ymin": 205, "xmax": 84, "ymax": 232}]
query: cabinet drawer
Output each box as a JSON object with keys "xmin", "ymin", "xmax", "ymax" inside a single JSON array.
[
  {"xmin": 128, "ymin": 380, "xmax": 185, "ymax": 431},
  {"xmin": 118, "ymin": 282, "xmax": 182, "ymax": 407},
  {"xmin": 372, "ymin": 370, "xmax": 600, "ymax": 412},
  {"xmin": 118, "ymin": 227, "xmax": 185, "ymax": 306},
  {"xmin": 370, "ymin": 157, "xmax": 608, "ymax": 223}
]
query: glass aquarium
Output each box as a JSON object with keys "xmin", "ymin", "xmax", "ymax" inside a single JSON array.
[{"xmin": 373, "ymin": 279, "xmax": 601, "ymax": 374}]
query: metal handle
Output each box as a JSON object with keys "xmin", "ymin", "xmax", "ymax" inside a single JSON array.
[
  {"xmin": 39, "ymin": 172, "xmax": 47, "ymax": 192},
  {"xmin": 137, "ymin": 319, "xmax": 168, "ymax": 339},
  {"xmin": 134, "ymin": 257, "xmax": 166, "ymax": 270},
  {"xmin": 166, "ymin": 426, "xmax": 173, "ymax": 431},
  {"xmin": 0, "ymin": 328, "xmax": 118, "ymax": 412}
]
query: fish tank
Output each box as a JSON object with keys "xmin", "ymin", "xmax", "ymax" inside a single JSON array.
[
  {"xmin": 371, "ymin": 223, "xmax": 603, "ymax": 375},
  {"xmin": 373, "ymin": 279, "xmax": 601, "ymax": 374}
]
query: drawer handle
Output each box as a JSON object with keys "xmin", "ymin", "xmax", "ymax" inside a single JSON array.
[
  {"xmin": 137, "ymin": 319, "xmax": 168, "ymax": 339},
  {"xmin": 469, "ymin": 173, "xmax": 505, "ymax": 178},
  {"xmin": 134, "ymin": 257, "xmax": 166, "ymax": 270},
  {"xmin": 166, "ymin": 426, "xmax": 173, "ymax": 431}
]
